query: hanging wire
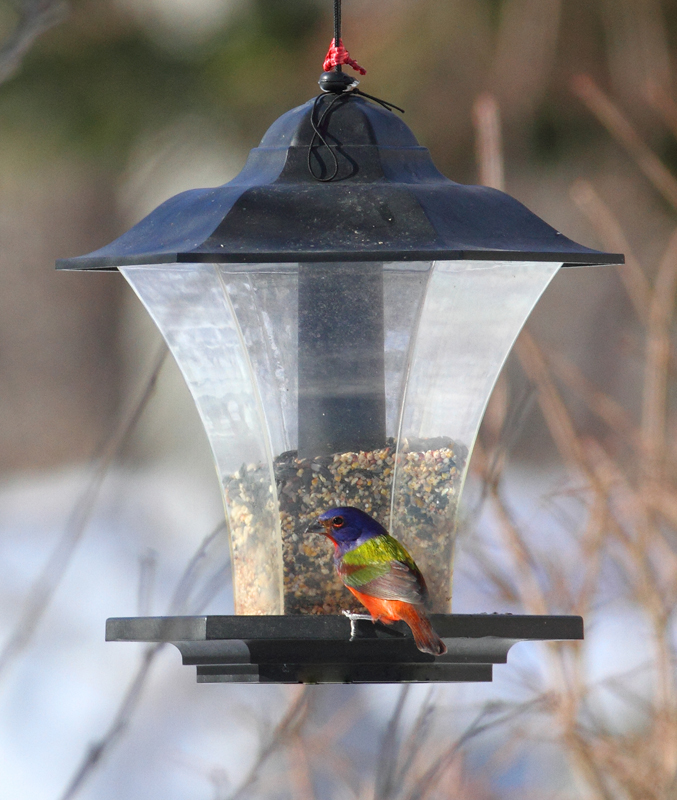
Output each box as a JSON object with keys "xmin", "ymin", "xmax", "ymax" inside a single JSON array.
[
  {"xmin": 353, "ymin": 90, "xmax": 404, "ymax": 114},
  {"xmin": 308, "ymin": 0, "xmax": 404, "ymax": 181},
  {"xmin": 324, "ymin": 0, "xmax": 365, "ymax": 75},
  {"xmin": 334, "ymin": 0, "xmax": 342, "ymax": 63},
  {"xmin": 308, "ymin": 93, "xmax": 344, "ymax": 181}
]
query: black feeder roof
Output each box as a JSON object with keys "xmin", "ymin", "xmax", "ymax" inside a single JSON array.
[{"xmin": 57, "ymin": 94, "xmax": 623, "ymax": 270}]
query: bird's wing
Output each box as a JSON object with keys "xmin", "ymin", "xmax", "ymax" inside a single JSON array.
[
  {"xmin": 340, "ymin": 535, "xmax": 428, "ymax": 605},
  {"xmin": 349, "ymin": 560, "xmax": 428, "ymax": 605}
]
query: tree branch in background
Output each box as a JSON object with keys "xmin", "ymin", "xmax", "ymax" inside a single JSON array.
[
  {"xmin": 572, "ymin": 74, "xmax": 677, "ymax": 212},
  {"xmin": 472, "ymin": 92, "xmax": 505, "ymax": 192},
  {"xmin": 0, "ymin": 0, "xmax": 68, "ymax": 85},
  {"xmin": 58, "ymin": 520, "xmax": 229, "ymax": 800},
  {"xmin": 374, "ymin": 686, "xmax": 411, "ymax": 800},
  {"xmin": 570, "ymin": 179, "xmax": 651, "ymax": 322},
  {"xmin": 646, "ymin": 79, "xmax": 677, "ymax": 143},
  {"xmin": 641, "ymin": 230, "xmax": 677, "ymax": 482},
  {"xmin": 0, "ymin": 343, "xmax": 168, "ymax": 681},
  {"xmin": 59, "ymin": 643, "xmax": 163, "ymax": 800},
  {"xmin": 224, "ymin": 688, "xmax": 312, "ymax": 800}
]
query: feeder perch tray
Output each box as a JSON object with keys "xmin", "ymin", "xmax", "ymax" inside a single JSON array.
[{"xmin": 106, "ymin": 614, "xmax": 583, "ymax": 684}]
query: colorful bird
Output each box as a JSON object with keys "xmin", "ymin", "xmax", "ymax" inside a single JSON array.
[{"xmin": 307, "ymin": 506, "xmax": 447, "ymax": 656}]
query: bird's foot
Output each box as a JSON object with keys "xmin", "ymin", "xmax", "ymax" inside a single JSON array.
[{"xmin": 341, "ymin": 610, "xmax": 373, "ymax": 641}]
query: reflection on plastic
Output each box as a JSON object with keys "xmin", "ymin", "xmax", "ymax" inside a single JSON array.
[{"xmin": 121, "ymin": 260, "xmax": 560, "ymax": 615}]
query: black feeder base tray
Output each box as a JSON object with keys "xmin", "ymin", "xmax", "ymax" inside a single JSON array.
[{"xmin": 106, "ymin": 614, "xmax": 583, "ymax": 684}]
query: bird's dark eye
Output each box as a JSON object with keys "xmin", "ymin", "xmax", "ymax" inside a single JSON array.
[{"xmin": 332, "ymin": 516, "xmax": 345, "ymax": 528}]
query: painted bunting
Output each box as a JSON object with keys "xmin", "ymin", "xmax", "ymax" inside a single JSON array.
[{"xmin": 307, "ymin": 506, "xmax": 447, "ymax": 656}]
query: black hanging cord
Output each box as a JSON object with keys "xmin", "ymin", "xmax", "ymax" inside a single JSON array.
[
  {"xmin": 334, "ymin": 0, "xmax": 342, "ymax": 64},
  {"xmin": 307, "ymin": 93, "xmax": 344, "ymax": 182},
  {"xmin": 307, "ymin": 90, "xmax": 405, "ymax": 182},
  {"xmin": 307, "ymin": 0, "xmax": 405, "ymax": 181},
  {"xmin": 353, "ymin": 90, "xmax": 405, "ymax": 114}
]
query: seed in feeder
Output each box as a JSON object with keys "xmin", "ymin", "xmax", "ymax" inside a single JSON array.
[{"xmin": 225, "ymin": 437, "xmax": 467, "ymax": 615}]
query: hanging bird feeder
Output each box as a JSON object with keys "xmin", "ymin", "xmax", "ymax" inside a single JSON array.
[{"xmin": 58, "ymin": 2, "xmax": 622, "ymax": 683}]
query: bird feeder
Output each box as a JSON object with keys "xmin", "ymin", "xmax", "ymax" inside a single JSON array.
[{"xmin": 58, "ymin": 15, "xmax": 622, "ymax": 683}]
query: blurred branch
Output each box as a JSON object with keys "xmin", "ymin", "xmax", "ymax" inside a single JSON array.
[
  {"xmin": 283, "ymin": 695, "xmax": 364, "ymax": 796},
  {"xmin": 374, "ymin": 686, "xmax": 411, "ymax": 800},
  {"xmin": 515, "ymin": 331, "xmax": 587, "ymax": 471},
  {"xmin": 548, "ymin": 351, "xmax": 640, "ymax": 450},
  {"xmin": 58, "ymin": 520, "xmax": 228, "ymax": 800},
  {"xmin": 372, "ymin": 686, "xmax": 544, "ymax": 800},
  {"xmin": 391, "ymin": 690, "xmax": 437, "ymax": 795},
  {"xmin": 400, "ymin": 699, "xmax": 545, "ymax": 800},
  {"xmin": 570, "ymin": 179, "xmax": 651, "ymax": 322},
  {"xmin": 646, "ymin": 80, "xmax": 677, "ymax": 142},
  {"xmin": 224, "ymin": 688, "xmax": 312, "ymax": 800},
  {"xmin": 471, "ymin": 442, "xmax": 550, "ymax": 616},
  {"xmin": 472, "ymin": 93, "xmax": 505, "ymax": 192},
  {"xmin": 470, "ymin": 85, "xmax": 644, "ymax": 798},
  {"xmin": 642, "ymin": 229, "xmax": 677, "ymax": 482},
  {"xmin": 287, "ymin": 737, "xmax": 316, "ymax": 800},
  {"xmin": 0, "ymin": 0, "xmax": 68, "ymax": 85},
  {"xmin": 59, "ymin": 642, "xmax": 163, "ymax": 800},
  {"xmin": 491, "ymin": 0, "xmax": 562, "ymax": 117},
  {"xmin": 572, "ymin": 74, "xmax": 677, "ymax": 212},
  {"xmin": 0, "ymin": 344, "xmax": 168, "ymax": 681}
]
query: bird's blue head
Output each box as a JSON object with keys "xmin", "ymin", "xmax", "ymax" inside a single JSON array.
[{"xmin": 306, "ymin": 506, "xmax": 387, "ymax": 556}]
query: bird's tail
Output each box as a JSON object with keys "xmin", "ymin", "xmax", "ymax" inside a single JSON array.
[{"xmin": 400, "ymin": 605, "xmax": 447, "ymax": 656}]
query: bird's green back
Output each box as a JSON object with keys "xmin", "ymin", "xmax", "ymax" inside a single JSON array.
[
  {"xmin": 338, "ymin": 534, "xmax": 426, "ymax": 602},
  {"xmin": 341, "ymin": 534, "xmax": 418, "ymax": 569}
]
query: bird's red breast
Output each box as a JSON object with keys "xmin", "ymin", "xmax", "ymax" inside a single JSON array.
[
  {"xmin": 348, "ymin": 587, "xmax": 447, "ymax": 656},
  {"xmin": 348, "ymin": 587, "xmax": 408, "ymax": 623}
]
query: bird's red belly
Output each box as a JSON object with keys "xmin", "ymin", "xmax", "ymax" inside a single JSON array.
[{"xmin": 347, "ymin": 587, "xmax": 412, "ymax": 623}]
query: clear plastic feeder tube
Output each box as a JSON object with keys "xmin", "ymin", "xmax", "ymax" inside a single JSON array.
[
  {"xmin": 121, "ymin": 264, "xmax": 284, "ymax": 615},
  {"xmin": 389, "ymin": 260, "xmax": 562, "ymax": 610},
  {"xmin": 122, "ymin": 260, "xmax": 560, "ymax": 616}
]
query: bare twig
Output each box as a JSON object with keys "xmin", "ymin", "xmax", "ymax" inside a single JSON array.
[
  {"xmin": 59, "ymin": 642, "xmax": 163, "ymax": 800},
  {"xmin": 514, "ymin": 331, "xmax": 587, "ymax": 472},
  {"xmin": 548, "ymin": 351, "xmax": 640, "ymax": 450},
  {"xmin": 471, "ymin": 441, "xmax": 549, "ymax": 616},
  {"xmin": 470, "ymin": 82, "xmax": 646, "ymax": 800},
  {"xmin": 374, "ymin": 686, "xmax": 410, "ymax": 800},
  {"xmin": 281, "ymin": 694, "xmax": 364, "ymax": 795},
  {"xmin": 0, "ymin": 343, "xmax": 168, "ymax": 680},
  {"xmin": 401, "ymin": 699, "xmax": 545, "ymax": 800},
  {"xmin": 646, "ymin": 79, "xmax": 677, "ymax": 143},
  {"xmin": 392, "ymin": 691, "xmax": 437, "ymax": 792},
  {"xmin": 472, "ymin": 92, "xmax": 505, "ymax": 191},
  {"xmin": 572, "ymin": 74, "xmax": 677, "ymax": 212},
  {"xmin": 0, "ymin": 0, "xmax": 69, "ymax": 85},
  {"xmin": 570, "ymin": 179, "xmax": 651, "ymax": 322},
  {"xmin": 287, "ymin": 737, "xmax": 316, "ymax": 800},
  {"xmin": 225, "ymin": 688, "xmax": 312, "ymax": 800},
  {"xmin": 58, "ymin": 519, "xmax": 228, "ymax": 800},
  {"xmin": 168, "ymin": 520, "xmax": 227, "ymax": 614},
  {"xmin": 642, "ymin": 229, "xmax": 677, "ymax": 482}
]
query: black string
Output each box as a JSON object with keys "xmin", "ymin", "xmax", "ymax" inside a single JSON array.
[
  {"xmin": 308, "ymin": 0, "xmax": 404, "ymax": 181},
  {"xmin": 353, "ymin": 89, "xmax": 405, "ymax": 114},
  {"xmin": 333, "ymin": 1, "xmax": 343, "ymax": 72},
  {"xmin": 307, "ymin": 93, "xmax": 344, "ymax": 181},
  {"xmin": 334, "ymin": 0, "xmax": 341, "ymax": 56},
  {"xmin": 307, "ymin": 91, "xmax": 405, "ymax": 182}
]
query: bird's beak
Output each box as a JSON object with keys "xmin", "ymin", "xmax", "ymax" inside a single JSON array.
[{"xmin": 305, "ymin": 518, "xmax": 327, "ymax": 535}]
